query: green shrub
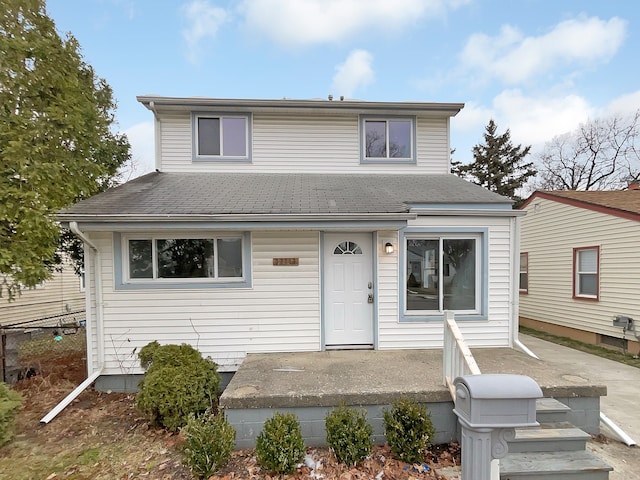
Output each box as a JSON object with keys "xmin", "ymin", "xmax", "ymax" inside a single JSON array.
[
  {"xmin": 0, "ymin": 382, "xmax": 22, "ymax": 447},
  {"xmin": 181, "ymin": 410, "xmax": 235, "ymax": 478},
  {"xmin": 383, "ymin": 399, "xmax": 435, "ymax": 464},
  {"xmin": 325, "ymin": 405, "xmax": 373, "ymax": 466},
  {"xmin": 136, "ymin": 342, "xmax": 220, "ymax": 432},
  {"xmin": 255, "ymin": 412, "xmax": 305, "ymax": 474}
]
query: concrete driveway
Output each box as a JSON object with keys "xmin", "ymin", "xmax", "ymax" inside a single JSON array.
[{"xmin": 519, "ymin": 334, "xmax": 640, "ymax": 479}]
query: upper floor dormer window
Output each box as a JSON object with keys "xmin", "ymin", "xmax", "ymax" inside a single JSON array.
[
  {"xmin": 193, "ymin": 112, "xmax": 252, "ymax": 162},
  {"xmin": 360, "ymin": 115, "xmax": 416, "ymax": 164}
]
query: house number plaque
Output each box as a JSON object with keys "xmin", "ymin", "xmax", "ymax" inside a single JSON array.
[{"xmin": 273, "ymin": 258, "xmax": 299, "ymax": 266}]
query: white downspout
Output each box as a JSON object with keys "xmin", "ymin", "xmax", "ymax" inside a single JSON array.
[
  {"xmin": 41, "ymin": 222, "xmax": 104, "ymax": 423},
  {"xmin": 149, "ymin": 101, "xmax": 161, "ymax": 172},
  {"xmin": 510, "ymin": 214, "xmax": 540, "ymax": 359}
]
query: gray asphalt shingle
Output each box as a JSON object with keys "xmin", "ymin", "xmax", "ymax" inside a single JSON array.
[{"xmin": 59, "ymin": 172, "xmax": 511, "ymax": 218}]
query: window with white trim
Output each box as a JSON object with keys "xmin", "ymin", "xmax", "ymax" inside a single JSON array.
[
  {"xmin": 193, "ymin": 113, "xmax": 250, "ymax": 160},
  {"xmin": 405, "ymin": 235, "xmax": 480, "ymax": 314},
  {"xmin": 574, "ymin": 246, "xmax": 599, "ymax": 299},
  {"xmin": 361, "ymin": 116, "xmax": 415, "ymax": 162},
  {"xmin": 519, "ymin": 252, "xmax": 528, "ymax": 293},
  {"xmin": 125, "ymin": 235, "xmax": 244, "ymax": 283}
]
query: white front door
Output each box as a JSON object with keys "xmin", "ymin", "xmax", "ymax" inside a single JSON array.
[{"xmin": 324, "ymin": 233, "xmax": 374, "ymax": 347}]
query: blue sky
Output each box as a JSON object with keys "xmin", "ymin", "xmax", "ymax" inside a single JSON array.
[{"xmin": 46, "ymin": 0, "xmax": 640, "ymax": 175}]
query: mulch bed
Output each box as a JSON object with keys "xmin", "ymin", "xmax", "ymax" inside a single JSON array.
[{"xmin": 8, "ymin": 349, "xmax": 461, "ymax": 479}]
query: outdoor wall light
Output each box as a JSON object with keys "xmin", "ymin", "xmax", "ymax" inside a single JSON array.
[{"xmin": 384, "ymin": 242, "xmax": 394, "ymax": 254}]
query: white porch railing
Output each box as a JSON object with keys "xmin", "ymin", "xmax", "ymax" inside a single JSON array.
[{"xmin": 442, "ymin": 310, "xmax": 481, "ymax": 399}]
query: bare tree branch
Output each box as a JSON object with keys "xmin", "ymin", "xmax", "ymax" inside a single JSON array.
[{"xmin": 536, "ymin": 110, "xmax": 640, "ymax": 190}]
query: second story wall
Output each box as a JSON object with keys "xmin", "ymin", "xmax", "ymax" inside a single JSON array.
[{"xmin": 155, "ymin": 109, "xmax": 453, "ymax": 174}]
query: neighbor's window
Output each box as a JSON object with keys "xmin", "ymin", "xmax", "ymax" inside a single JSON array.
[
  {"xmin": 405, "ymin": 236, "xmax": 479, "ymax": 314},
  {"xmin": 126, "ymin": 236, "xmax": 244, "ymax": 282},
  {"xmin": 574, "ymin": 246, "xmax": 599, "ymax": 299},
  {"xmin": 519, "ymin": 252, "xmax": 528, "ymax": 293},
  {"xmin": 194, "ymin": 114, "xmax": 250, "ymax": 160},
  {"xmin": 361, "ymin": 117, "xmax": 414, "ymax": 162}
]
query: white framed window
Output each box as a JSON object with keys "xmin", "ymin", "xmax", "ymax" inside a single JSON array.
[
  {"xmin": 404, "ymin": 234, "xmax": 481, "ymax": 315},
  {"xmin": 360, "ymin": 116, "xmax": 415, "ymax": 163},
  {"xmin": 519, "ymin": 252, "xmax": 528, "ymax": 293},
  {"xmin": 574, "ymin": 246, "xmax": 599, "ymax": 300},
  {"xmin": 124, "ymin": 235, "xmax": 245, "ymax": 284},
  {"xmin": 193, "ymin": 113, "xmax": 251, "ymax": 161}
]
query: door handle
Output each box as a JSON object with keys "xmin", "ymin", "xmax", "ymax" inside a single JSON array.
[{"xmin": 368, "ymin": 281, "xmax": 373, "ymax": 289}]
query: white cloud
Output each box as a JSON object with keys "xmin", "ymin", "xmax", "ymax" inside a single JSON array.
[
  {"xmin": 602, "ymin": 90, "xmax": 640, "ymax": 118},
  {"xmin": 452, "ymin": 90, "xmax": 593, "ymax": 161},
  {"xmin": 124, "ymin": 121, "xmax": 155, "ymax": 177},
  {"xmin": 460, "ymin": 16, "xmax": 626, "ymax": 84},
  {"xmin": 491, "ymin": 90, "xmax": 592, "ymax": 146},
  {"xmin": 238, "ymin": 0, "xmax": 462, "ymax": 47},
  {"xmin": 452, "ymin": 101, "xmax": 492, "ymax": 133},
  {"xmin": 331, "ymin": 50, "xmax": 374, "ymax": 98},
  {"xmin": 182, "ymin": 0, "xmax": 229, "ymax": 64}
]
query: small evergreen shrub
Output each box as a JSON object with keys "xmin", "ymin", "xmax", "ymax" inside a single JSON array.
[
  {"xmin": 325, "ymin": 405, "xmax": 373, "ymax": 466},
  {"xmin": 383, "ymin": 399, "xmax": 435, "ymax": 464},
  {"xmin": 136, "ymin": 341, "xmax": 220, "ymax": 432},
  {"xmin": 181, "ymin": 410, "xmax": 235, "ymax": 478},
  {"xmin": 0, "ymin": 382, "xmax": 22, "ymax": 447},
  {"xmin": 255, "ymin": 412, "xmax": 305, "ymax": 474}
]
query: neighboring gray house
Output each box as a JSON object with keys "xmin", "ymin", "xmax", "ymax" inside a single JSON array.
[
  {"xmin": 58, "ymin": 96, "xmax": 523, "ymax": 390},
  {"xmin": 519, "ymin": 186, "xmax": 640, "ymax": 356}
]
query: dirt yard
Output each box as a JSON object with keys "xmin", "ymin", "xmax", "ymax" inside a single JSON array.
[{"xmin": 0, "ymin": 351, "xmax": 461, "ymax": 480}]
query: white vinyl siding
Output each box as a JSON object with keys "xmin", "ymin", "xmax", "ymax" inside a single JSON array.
[
  {"xmin": 377, "ymin": 216, "xmax": 514, "ymax": 350},
  {"xmin": 86, "ymin": 231, "xmax": 321, "ymax": 375},
  {"xmin": 158, "ymin": 112, "xmax": 450, "ymax": 174},
  {"xmin": 520, "ymin": 198, "xmax": 640, "ymax": 341}
]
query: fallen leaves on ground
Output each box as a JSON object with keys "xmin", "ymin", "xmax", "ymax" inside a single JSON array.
[{"xmin": 2, "ymin": 349, "xmax": 460, "ymax": 479}]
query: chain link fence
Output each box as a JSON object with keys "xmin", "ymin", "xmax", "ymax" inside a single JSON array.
[{"xmin": 1, "ymin": 310, "xmax": 86, "ymax": 384}]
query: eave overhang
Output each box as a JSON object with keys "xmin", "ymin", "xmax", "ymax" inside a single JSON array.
[{"xmin": 137, "ymin": 95, "xmax": 464, "ymax": 117}]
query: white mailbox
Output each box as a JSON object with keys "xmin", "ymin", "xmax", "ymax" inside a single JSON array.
[{"xmin": 453, "ymin": 374, "xmax": 542, "ymax": 428}]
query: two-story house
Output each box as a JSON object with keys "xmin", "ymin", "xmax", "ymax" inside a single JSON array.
[{"xmin": 58, "ymin": 96, "xmax": 523, "ymax": 391}]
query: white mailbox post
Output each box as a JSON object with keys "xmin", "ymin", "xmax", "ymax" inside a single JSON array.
[{"xmin": 453, "ymin": 374, "xmax": 543, "ymax": 480}]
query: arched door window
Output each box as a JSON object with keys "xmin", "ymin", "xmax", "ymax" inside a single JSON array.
[{"xmin": 333, "ymin": 241, "xmax": 363, "ymax": 255}]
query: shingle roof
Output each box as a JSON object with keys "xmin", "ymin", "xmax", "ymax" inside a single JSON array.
[
  {"xmin": 527, "ymin": 189, "xmax": 640, "ymax": 220},
  {"xmin": 59, "ymin": 172, "xmax": 511, "ymax": 220}
]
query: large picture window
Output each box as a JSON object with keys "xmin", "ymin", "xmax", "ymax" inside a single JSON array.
[
  {"xmin": 361, "ymin": 116, "xmax": 415, "ymax": 163},
  {"xmin": 193, "ymin": 113, "xmax": 250, "ymax": 161},
  {"xmin": 574, "ymin": 246, "xmax": 599, "ymax": 299},
  {"xmin": 405, "ymin": 236, "xmax": 479, "ymax": 314},
  {"xmin": 125, "ymin": 235, "xmax": 244, "ymax": 283}
]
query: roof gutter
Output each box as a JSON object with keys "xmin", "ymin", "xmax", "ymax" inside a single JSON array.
[
  {"xmin": 57, "ymin": 212, "xmax": 419, "ymax": 223},
  {"xmin": 409, "ymin": 208, "xmax": 526, "ymax": 217},
  {"xmin": 137, "ymin": 95, "xmax": 465, "ymax": 117},
  {"xmin": 41, "ymin": 222, "xmax": 104, "ymax": 424}
]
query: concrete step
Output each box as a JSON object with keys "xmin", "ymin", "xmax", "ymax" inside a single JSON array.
[
  {"xmin": 508, "ymin": 424, "xmax": 591, "ymax": 453},
  {"xmin": 500, "ymin": 451, "xmax": 612, "ymax": 480},
  {"xmin": 535, "ymin": 397, "xmax": 570, "ymax": 424}
]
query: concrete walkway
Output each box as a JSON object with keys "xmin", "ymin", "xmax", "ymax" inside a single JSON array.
[{"xmin": 518, "ymin": 334, "xmax": 640, "ymax": 480}]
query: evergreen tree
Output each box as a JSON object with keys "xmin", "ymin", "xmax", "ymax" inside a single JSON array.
[
  {"xmin": 1, "ymin": 0, "xmax": 131, "ymax": 298},
  {"xmin": 455, "ymin": 119, "xmax": 535, "ymax": 206}
]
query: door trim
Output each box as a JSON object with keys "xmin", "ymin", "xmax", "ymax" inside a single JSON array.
[{"xmin": 320, "ymin": 231, "xmax": 378, "ymax": 350}]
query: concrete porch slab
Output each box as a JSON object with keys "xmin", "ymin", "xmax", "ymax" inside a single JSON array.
[
  {"xmin": 219, "ymin": 346, "xmax": 607, "ymax": 448},
  {"xmin": 220, "ymin": 347, "xmax": 606, "ymax": 411}
]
